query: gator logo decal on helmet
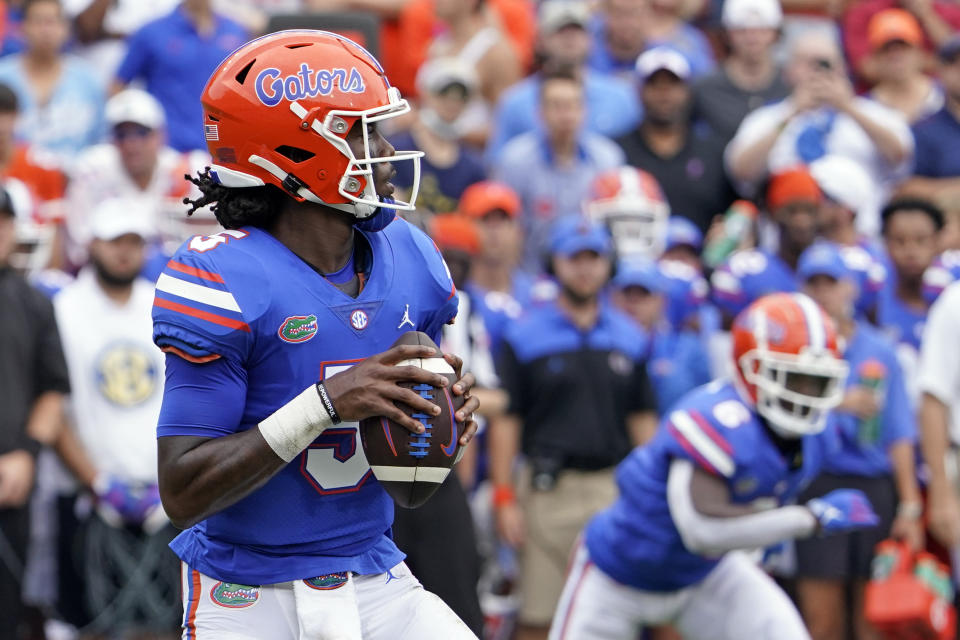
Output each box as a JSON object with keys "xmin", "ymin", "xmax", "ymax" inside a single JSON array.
[
  {"xmin": 210, "ymin": 582, "xmax": 260, "ymax": 608},
  {"xmin": 278, "ymin": 315, "xmax": 318, "ymax": 343}
]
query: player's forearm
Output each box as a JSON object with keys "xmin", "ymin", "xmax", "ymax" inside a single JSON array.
[
  {"xmin": 158, "ymin": 431, "xmax": 287, "ymax": 529},
  {"xmin": 668, "ymin": 460, "xmax": 816, "ymax": 555},
  {"xmin": 920, "ymin": 393, "xmax": 953, "ymax": 495},
  {"xmin": 889, "ymin": 439, "xmax": 922, "ymax": 505}
]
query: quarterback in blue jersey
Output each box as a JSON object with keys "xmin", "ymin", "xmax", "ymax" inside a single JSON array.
[
  {"xmin": 549, "ymin": 293, "xmax": 879, "ymax": 640},
  {"xmin": 152, "ymin": 32, "xmax": 479, "ymax": 639}
]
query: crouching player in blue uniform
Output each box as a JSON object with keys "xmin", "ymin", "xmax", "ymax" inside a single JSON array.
[
  {"xmin": 549, "ymin": 293, "xmax": 878, "ymax": 640},
  {"xmin": 152, "ymin": 32, "xmax": 480, "ymax": 639}
]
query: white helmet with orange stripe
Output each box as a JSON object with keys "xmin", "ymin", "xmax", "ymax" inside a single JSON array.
[
  {"xmin": 731, "ymin": 293, "xmax": 849, "ymax": 438},
  {"xmin": 585, "ymin": 167, "xmax": 669, "ymax": 260}
]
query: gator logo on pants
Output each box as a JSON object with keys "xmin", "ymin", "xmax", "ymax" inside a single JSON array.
[
  {"xmin": 303, "ymin": 572, "xmax": 349, "ymax": 590},
  {"xmin": 278, "ymin": 315, "xmax": 319, "ymax": 343},
  {"xmin": 210, "ymin": 582, "xmax": 260, "ymax": 608}
]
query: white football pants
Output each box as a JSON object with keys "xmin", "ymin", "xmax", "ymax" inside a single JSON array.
[
  {"xmin": 180, "ymin": 561, "xmax": 477, "ymax": 640},
  {"xmin": 549, "ymin": 545, "xmax": 810, "ymax": 640}
]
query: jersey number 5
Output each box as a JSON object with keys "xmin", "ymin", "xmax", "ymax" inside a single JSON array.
[
  {"xmin": 299, "ymin": 363, "xmax": 372, "ymax": 495},
  {"xmin": 188, "ymin": 230, "xmax": 249, "ymax": 253}
]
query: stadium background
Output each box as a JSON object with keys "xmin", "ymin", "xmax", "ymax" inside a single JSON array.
[{"xmin": 0, "ymin": 0, "xmax": 959, "ymax": 638}]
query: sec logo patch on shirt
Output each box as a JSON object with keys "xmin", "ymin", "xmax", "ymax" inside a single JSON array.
[{"xmin": 350, "ymin": 309, "xmax": 369, "ymax": 330}]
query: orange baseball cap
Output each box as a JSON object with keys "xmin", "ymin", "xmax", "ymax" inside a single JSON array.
[
  {"xmin": 766, "ymin": 167, "xmax": 821, "ymax": 211},
  {"xmin": 429, "ymin": 214, "xmax": 481, "ymax": 255},
  {"xmin": 459, "ymin": 181, "xmax": 520, "ymax": 219},
  {"xmin": 868, "ymin": 9, "xmax": 923, "ymax": 51}
]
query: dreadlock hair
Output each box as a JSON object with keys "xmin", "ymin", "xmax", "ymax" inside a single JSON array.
[{"xmin": 184, "ymin": 167, "xmax": 288, "ymax": 230}]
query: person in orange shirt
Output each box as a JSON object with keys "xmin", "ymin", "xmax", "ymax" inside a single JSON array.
[
  {"xmin": 395, "ymin": 0, "xmax": 534, "ymax": 100},
  {"xmin": 0, "ymin": 82, "xmax": 67, "ymax": 270},
  {"xmin": 0, "ymin": 83, "xmax": 65, "ymax": 217}
]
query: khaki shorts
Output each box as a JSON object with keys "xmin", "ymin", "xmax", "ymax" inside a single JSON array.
[{"xmin": 517, "ymin": 466, "xmax": 617, "ymax": 626}]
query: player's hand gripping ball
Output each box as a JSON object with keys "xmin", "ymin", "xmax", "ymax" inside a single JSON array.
[{"xmin": 360, "ymin": 331, "xmax": 465, "ymax": 508}]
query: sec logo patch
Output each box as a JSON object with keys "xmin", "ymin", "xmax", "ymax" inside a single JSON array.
[
  {"xmin": 350, "ymin": 309, "xmax": 369, "ymax": 330},
  {"xmin": 210, "ymin": 582, "xmax": 260, "ymax": 608}
]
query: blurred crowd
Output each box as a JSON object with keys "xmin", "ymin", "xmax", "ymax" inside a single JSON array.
[{"xmin": 1, "ymin": 0, "xmax": 960, "ymax": 638}]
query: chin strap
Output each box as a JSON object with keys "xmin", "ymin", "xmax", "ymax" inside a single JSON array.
[
  {"xmin": 355, "ymin": 197, "xmax": 398, "ymax": 232},
  {"xmin": 247, "ymin": 154, "xmax": 380, "ymax": 219}
]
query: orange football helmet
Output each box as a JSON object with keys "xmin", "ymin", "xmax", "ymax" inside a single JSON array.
[
  {"xmin": 585, "ymin": 167, "xmax": 669, "ymax": 260},
  {"xmin": 732, "ymin": 293, "xmax": 848, "ymax": 437},
  {"xmin": 200, "ymin": 30, "xmax": 422, "ymax": 219}
]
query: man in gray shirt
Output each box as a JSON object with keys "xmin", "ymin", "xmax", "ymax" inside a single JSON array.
[{"xmin": 692, "ymin": 0, "xmax": 790, "ymax": 142}]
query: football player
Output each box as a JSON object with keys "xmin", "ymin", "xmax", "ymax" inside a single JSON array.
[
  {"xmin": 549, "ymin": 292, "xmax": 879, "ymax": 640},
  {"xmin": 152, "ymin": 32, "xmax": 479, "ymax": 639},
  {"xmin": 584, "ymin": 166, "xmax": 670, "ymax": 262}
]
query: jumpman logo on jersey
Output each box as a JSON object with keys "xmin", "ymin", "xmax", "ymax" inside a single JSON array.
[
  {"xmin": 385, "ymin": 568, "xmax": 400, "ymax": 585},
  {"xmin": 398, "ymin": 304, "xmax": 415, "ymax": 329}
]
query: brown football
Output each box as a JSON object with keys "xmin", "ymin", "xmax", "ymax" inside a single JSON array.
[{"xmin": 359, "ymin": 331, "xmax": 464, "ymax": 508}]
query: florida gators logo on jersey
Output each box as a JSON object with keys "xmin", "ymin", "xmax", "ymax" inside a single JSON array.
[
  {"xmin": 278, "ymin": 314, "xmax": 318, "ymax": 343},
  {"xmin": 96, "ymin": 343, "xmax": 159, "ymax": 407},
  {"xmin": 210, "ymin": 582, "xmax": 260, "ymax": 608}
]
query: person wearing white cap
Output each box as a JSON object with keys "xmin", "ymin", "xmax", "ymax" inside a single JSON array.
[
  {"xmin": 692, "ymin": 0, "xmax": 790, "ymax": 142},
  {"xmin": 64, "ymin": 88, "xmax": 215, "ymax": 267},
  {"xmin": 725, "ymin": 33, "xmax": 913, "ymax": 238},
  {"xmin": 618, "ymin": 47, "xmax": 737, "ymax": 233},
  {"xmin": 50, "ymin": 196, "xmax": 178, "ymax": 632},
  {"xmin": 809, "ymin": 155, "xmax": 889, "ymax": 317}
]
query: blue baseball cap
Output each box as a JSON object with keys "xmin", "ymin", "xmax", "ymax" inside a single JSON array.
[
  {"xmin": 665, "ymin": 216, "xmax": 703, "ymax": 252},
  {"xmin": 613, "ymin": 259, "xmax": 669, "ymax": 293},
  {"xmin": 797, "ymin": 242, "xmax": 851, "ymax": 283},
  {"xmin": 549, "ymin": 216, "xmax": 612, "ymax": 257}
]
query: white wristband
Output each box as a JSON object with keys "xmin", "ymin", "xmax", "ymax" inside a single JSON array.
[{"xmin": 258, "ymin": 385, "xmax": 334, "ymax": 463}]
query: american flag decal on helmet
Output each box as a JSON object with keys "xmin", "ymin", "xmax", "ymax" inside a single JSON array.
[{"xmin": 204, "ymin": 124, "xmax": 219, "ymax": 141}]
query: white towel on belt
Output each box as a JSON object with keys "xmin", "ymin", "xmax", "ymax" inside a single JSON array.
[{"xmin": 293, "ymin": 572, "xmax": 363, "ymax": 640}]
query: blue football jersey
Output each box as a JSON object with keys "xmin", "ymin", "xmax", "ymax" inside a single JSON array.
[
  {"xmin": 585, "ymin": 380, "xmax": 830, "ymax": 592},
  {"xmin": 877, "ymin": 281, "xmax": 927, "ymax": 351},
  {"xmin": 152, "ymin": 222, "xmax": 458, "ymax": 585}
]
